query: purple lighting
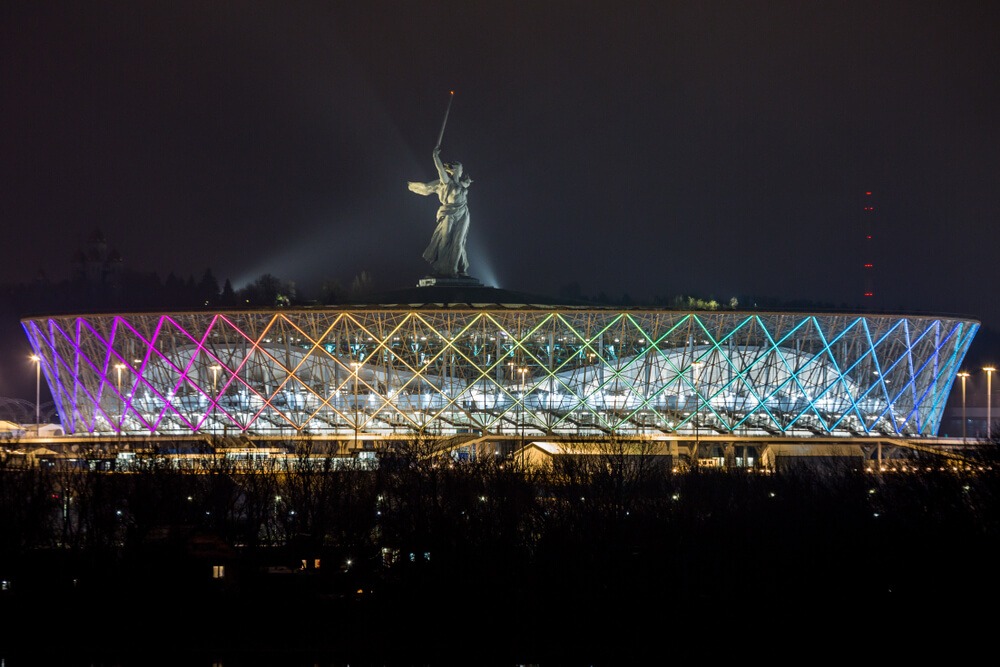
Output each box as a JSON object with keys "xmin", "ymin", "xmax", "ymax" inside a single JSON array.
[{"xmin": 20, "ymin": 308, "xmax": 979, "ymax": 439}]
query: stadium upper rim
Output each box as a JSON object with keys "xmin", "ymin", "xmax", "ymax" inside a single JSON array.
[{"xmin": 21, "ymin": 282, "xmax": 985, "ymax": 322}]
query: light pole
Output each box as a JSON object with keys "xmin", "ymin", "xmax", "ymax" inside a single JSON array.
[
  {"xmin": 351, "ymin": 361, "xmax": 361, "ymax": 450},
  {"xmin": 957, "ymin": 371, "xmax": 970, "ymax": 442},
  {"xmin": 518, "ymin": 367, "xmax": 528, "ymax": 455},
  {"xmin": 507, "ymin": 361, "xmax": 516, "ymax": 437},
  {"xmin": 114, "ymin": 363, "xmax": 125, "ymax": 433},
  {"xmin": 691, "ymin": 359, "xmax": 703, "ymax": 464},
  {"xmin": 210, "ymin": 365, "xmax": 221, "ymax": 434},
  {"xmin": 586, "ymin": 351, "xmax": 595, "ymax": 393},
  {"xmin": 985, "ymin": 366, "xmax": 996, "ymax": 440},
  {"xmin": 30, "ymin": 354, "xmax": 40, "ymax": 436}
]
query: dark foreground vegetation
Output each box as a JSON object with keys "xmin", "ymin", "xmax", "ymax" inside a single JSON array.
[{"xmin": 2, "ymin": 441, "xmax": 1000, "ymax": 665}]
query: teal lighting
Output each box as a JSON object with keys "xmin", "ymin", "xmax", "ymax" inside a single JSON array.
[{"xmin": 22, "ymin": 309, "xmax": 979, "ymax": 439}]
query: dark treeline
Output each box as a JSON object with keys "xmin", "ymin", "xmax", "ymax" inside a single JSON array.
[
  {"xmin": 557, "ymin": 279, "xmax": 858, "ymax": 312},
  {"xmin": 2, "ymin": 440, "xmax": 999, "ymax": 663},
  {"xmin": 7, "ymin": 261, "xmax": 872, "ymax": 319},
  {"xmin": 3, "ymin": 268, "xmax": 370, "ymax": 318}
]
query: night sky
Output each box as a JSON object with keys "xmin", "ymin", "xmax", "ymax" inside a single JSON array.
[{"xmin": 3, "ymin": 2, "xmax": 1000, "ymax": 400}]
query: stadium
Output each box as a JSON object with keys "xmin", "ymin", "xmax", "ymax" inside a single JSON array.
[{"xmin": 19, "ymin": 284, "xmax": 981, "ymax": 469}]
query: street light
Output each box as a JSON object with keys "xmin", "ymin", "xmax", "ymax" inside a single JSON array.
[
  {"xmin": 984, "ymin": 366, "xmax": 996, "ymax": 440},
  {"xmin": 115, "ymin": 363, "xmax": 125, "ymax": 393},
  {"xmin": 29, "ymin": 354, "xmax": 40, "ymax": 436},
  {"xmin": 210, "ymin": 365, "xmax": 221, "ymax": 435},
  {"xmin": 691, "ymin": 359, "xmax": 703, "ymax": 463},
  {"xmin": 957, "ymin": 371, "xmax": 970, "ymax": 442},
  {"xmin": 518, "ymin": 367, "xmax": 528, "ymax": 455},
  {"xmin": 114, "ymin": 363, "xmax": 126, "ymax": 432},
  {"xmin": 351, "ymin": 361, "xmax": 361, "ymax": 449},
  {"xmin": 506, "ymin": 361, "xmax": 516, "ymax": 434}
]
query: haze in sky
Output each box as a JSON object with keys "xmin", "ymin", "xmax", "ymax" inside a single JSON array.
[{"xmin": 2, "ymin": 3, "xmax": 998, "ymax": 324}]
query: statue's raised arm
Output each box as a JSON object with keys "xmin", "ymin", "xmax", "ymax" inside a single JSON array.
[{"xmin": 432, "ymin": 145, "xmax": 449, "ymax": 183}]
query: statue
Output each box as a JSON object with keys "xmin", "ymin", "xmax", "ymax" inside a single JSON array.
[
  {"xmin": 408, "ymin": 145, "xmax": 473, "ymax": 277},
  {"xmin": 407, "ymin": 91, "xmax": 474, "ymax": 279}
]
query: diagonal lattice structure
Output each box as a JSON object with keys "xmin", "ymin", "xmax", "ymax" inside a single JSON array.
[{"xmin": 21, "ymin": 308, "xmax": 978, "ymax": 439}]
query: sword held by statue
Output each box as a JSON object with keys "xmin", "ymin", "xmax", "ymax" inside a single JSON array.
[{"xmin": 436, "ymin": 90, "xmax": 454, "ymax": 149}]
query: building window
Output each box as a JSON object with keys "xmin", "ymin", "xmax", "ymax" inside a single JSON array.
[{"xmin": 212, "ymin": 565, "xmax": 225, "ymax": 579}]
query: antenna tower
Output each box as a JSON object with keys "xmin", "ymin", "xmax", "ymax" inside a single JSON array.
[{"xmin": 862, "ymin": 190, "xmax": 875, "ymax": 306}]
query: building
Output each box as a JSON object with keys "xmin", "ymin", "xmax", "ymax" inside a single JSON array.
[{"xmin": 20, "ymin": 285, "xmax": 980, "ymax": 468}]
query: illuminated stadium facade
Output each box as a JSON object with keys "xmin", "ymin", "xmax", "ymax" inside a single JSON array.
[{"xmin": 21, "ymin": 286, "xmax": 980, "ymax": 465}]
